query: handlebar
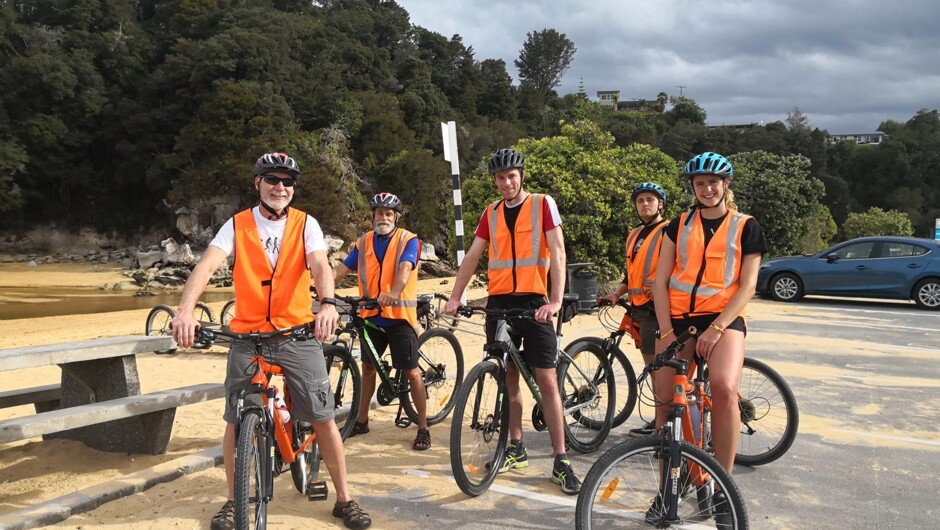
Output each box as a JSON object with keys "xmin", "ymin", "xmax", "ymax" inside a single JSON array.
[
  {"xmin": 334, "ymin": 295, "xmax": 380, "ymax": 311},
  {"xmin": 642, "ymin": 326, "xmax": 698, "ymax": 375},
  {"xmin": 456, "ymin": 305, "xmax": 538, "ymax": 320},
  {"xmin": 195, "ymin": 322, "xmax": 313, "ymax": 344}
]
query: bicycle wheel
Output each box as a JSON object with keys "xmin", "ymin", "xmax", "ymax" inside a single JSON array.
[
  {"xmin": 401, "ymin": 328, "xmax": 465, "ymax": 426},
  {"xmin": 323, "ymin": 345, "xmax": 362, "ymax": 440},
  {"xmin": 290, "ymin": 421, "xmax": 320, "ymax": 494},
  {"xmin": 221, "ymin": 299, "xmax": 237, "ymax": 326},
  {"xmin": 234, "ymin": 412, "xmax": 268, "ymax": 530},
  {"xmin": 565, "ymin": 337, "xmax": 637, "ymax": 429},
  {"xmin": 575, "ymin": 438, "xmax": 748, "ymax": 529},
  {"xmin": 706, "ymin": 357, "xmax": 799, "ymax": 466},
  {"xmin": 145, "ymin": 304, "xmax": 177, "ymax": 354},
  {"xmin": 193, "ymin": 301, "xmax": 215, "ymax": 324},
  {"xmin": 558, "ymin": 342, "xmax": 615, "ymax": 453},
  {"xmin": 450, "ymin": 360, "xmax": 508, "ymax": 497}
]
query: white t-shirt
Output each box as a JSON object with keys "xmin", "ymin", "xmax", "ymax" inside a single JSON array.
[{"xmin": 209, "ymin": 207, "xmax": 327, "ymax": 268}]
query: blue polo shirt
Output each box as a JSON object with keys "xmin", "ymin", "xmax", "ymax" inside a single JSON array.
[{"xmin": 344, "ymin": 231, "xmax": 419, "ymax": 327}]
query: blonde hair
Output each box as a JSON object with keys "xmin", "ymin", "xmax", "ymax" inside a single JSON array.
[{"xmin": 691, "ymin": 187, "xmax": 737, "ymax": 211}]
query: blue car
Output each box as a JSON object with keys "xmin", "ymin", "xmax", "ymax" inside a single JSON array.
[{"xmin": 757, "ymin": 236, "xmax": 940, "ymax": 310}]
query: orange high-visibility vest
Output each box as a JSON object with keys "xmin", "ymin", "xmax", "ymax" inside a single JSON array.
[
  {"xmin": 486, "ymin": 194, "xmax": 551, "ymax": 296},
  {"xmin": 356, "ymin": 228, "xmax": 421, "ymax": 334},
  {"xmin": 230, "ymin": 208, "xmax": 313, "ymax": 332},
  {"xmin": 625, "ymin": 220, "xmax": 668, "ymax": 307},
  {"xmin": 668, "ymin": 210, "xmax": 751, "ymax": 318}
]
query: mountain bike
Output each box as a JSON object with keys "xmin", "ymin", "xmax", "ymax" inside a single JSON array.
[
  {"xmin": 327, "ymin": 295, "xmax": 464, "ymax": 438},
  {"xmin": 575, "ymin": 327, "xmax": 749, "ymax": 529},
  {"xmin": 564, "ymin": 298, "xmax": 639, "ymax": 429},
  {"xmin": 146, "ymin": 301, "xmax": 215, "ymax": 354},
  {"xmin": 449, "ymin": 294, "xmax": 615, "ymax": 497},
  {"xmin": 195, "ymin": 324, "xmax": 329, "ymax": 530}
]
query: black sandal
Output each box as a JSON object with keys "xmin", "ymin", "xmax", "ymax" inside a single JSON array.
[
  {"xmin": 349, "ymin": 420, "xmax": 369, "ymax": 437},
  {"xmin": 412, "ymin": 428, "xmax": 431, "ymax": 451}
]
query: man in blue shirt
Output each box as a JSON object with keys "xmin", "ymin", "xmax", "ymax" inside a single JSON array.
[{"xmin": 334, "ymin": 193, "xmax": 431, "ymax": 451}]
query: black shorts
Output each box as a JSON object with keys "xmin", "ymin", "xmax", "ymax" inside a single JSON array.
[
  {"xmin": 360, "ymin": 321, "xmax": 420, "ymax": 370},
  {"xmin": 485, "ymin": 294, "xmax": 558, "ymax": 369},
  {"xmin": 671, "ymin": 314, "xmax": 746, "ymax": 339},
  {"xmin": 631, "ymin": 304, "xmax": 659, "ymax": 357},
  {"xmin": 223, "ymin": 336, "xmax": 334, "ymax": 424}
]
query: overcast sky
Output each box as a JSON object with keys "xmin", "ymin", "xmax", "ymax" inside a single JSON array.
[{"xmin": 395, "ymin": 0, "xmax": 940, "ymax": 133}]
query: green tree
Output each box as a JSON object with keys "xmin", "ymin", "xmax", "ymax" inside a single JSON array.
[
  {"xmin": 730, "ymin": 151, "xmax": 825, "ymax": 257},
  {"xmin": 842, "ymin": 207, "xmax": 914, "ymax": 238},
  {"xmin": 478, "ymin": 59, "xmax": 516, "ymax": 119},
  {"xmin": 514, "ymin": 28, "xmax": 576, "ymax": 101},
  {"xmin": 801, "ymin": 204, "xmax": 837, "ymax": 255}
]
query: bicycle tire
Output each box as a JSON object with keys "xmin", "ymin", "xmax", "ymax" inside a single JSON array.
[
  {"xmin": 193, "ymin": 301, "xmax": 215, "ymax": 324},
  {"xmin": 706, "ymin": 357, "xmax": 799, "ymax": 466},
  {"xmin": 450, "ymin": 360, "xmax": 508, "ymax": 497},
  {"xmin": 575, "ymin": 437, "xmax": 748, "ymax": 529},
  {"xmin": 290, "ymin": 421, "xmax": 319, "ymax": 494},
  {"xmin": 234, "ymin": 412, "xmax": 268, "ymax": 530},
  {"xmin": 565, "ymin": 337, "xmax": 637, "ymax": 429},
  {"xmin": 221, "ymin": 299, "xmax": 237, "ymax": 326},
  {"xmin": 145, "ymin": 304, "xmax": 177, "ymax": 354},
  {"xmin": 401, "ymin": 328, "xmax": 465, "ymax": 426},
  {"xmin": 323, "ymin": 344, "xmax": 362, "ymax": 441},
  {"xmin": 558, "ymin": 341, "xmax": 615, "ymax": 453}
]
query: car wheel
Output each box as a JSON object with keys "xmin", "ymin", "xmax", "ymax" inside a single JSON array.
[
  {"xmin": 770, "ymin": 273, "xmax": 803, "ymax": 302},
  {"xmin": 913, "ymin": 278, "xmax": 940, "ymax": 310}
]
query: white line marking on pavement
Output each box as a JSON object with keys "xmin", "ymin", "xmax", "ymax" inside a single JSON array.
[
  {"xmin": 833, "ymin": 429, "xmax": 940, "ymax": 447},
  {"xmin": 489, "ymin": 483, "xmax": 577, "ymax": 507}
]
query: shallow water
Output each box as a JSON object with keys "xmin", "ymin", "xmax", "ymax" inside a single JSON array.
[{"xmin": 0, "ymin": 287, "xmax": 232, "ymax": 321}]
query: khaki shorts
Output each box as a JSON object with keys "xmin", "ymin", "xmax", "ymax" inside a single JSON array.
[{"xmin": 223, "ymin": 336, "xmax": 334, "ymax": 424}]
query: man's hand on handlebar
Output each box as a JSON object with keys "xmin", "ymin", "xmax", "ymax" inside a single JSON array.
[
  {"xmin": 170, "ymin": 310, "xmax": 197, "ymax": 349},
  {"xmin": 313, "ymin": 303, "xmax": 339, "ymax": 342}
]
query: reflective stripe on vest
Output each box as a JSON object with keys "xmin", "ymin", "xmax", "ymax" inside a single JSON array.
[
  {"xmin": 625, "ymin": 220, "xmax": 668, "ymax": 307},
  {"xmin": 668, "ymin": 210, "xmax": 750, "ymax": 318},
  {"xmin": 486, "ymin": 194, "xmax": 551, "ymax": 296},
  {"xmin": 356, "ymin": 228, "xmax": 421, "ymax": 334},
  {"xmin": 230, "ymin": 208, "xmax": 313, "ymax": 332}
]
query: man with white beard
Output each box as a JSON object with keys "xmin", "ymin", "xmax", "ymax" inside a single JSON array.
[{"xmin": 334, "ymin": 193, "xmax": 431, "ymax": 451}]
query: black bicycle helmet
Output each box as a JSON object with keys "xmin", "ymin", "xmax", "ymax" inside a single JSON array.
[
  {"xmin": 631, "ymin": 182, "xmax": 667, "ymax": 205},
  {"xmin": 487, "ymin": 148, "xmax": 524, "ymax": 174},
  {"xmin": 370, "ymin": 192, "xmax": 402, "ymax": 212},
  {"xmin": 684, "ymin": 152, "xmax": 732, "ymax": 179},
  {"xmin": 254, "ymin": 152, "xmax": 301, "ymax": 177}
]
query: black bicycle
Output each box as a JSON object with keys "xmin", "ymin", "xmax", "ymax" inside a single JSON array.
[
  {"xmin": 327, "ymin": 295, "xmax": 464, "ymax": 439},
  {"xmin": 450, "ymin": 294, "xmax": 616, "ymax": 497}
]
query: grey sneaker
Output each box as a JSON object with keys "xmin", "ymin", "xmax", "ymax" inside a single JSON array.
[
  {"xmin": 628, "ymin": 419, "xmax": 656, "ymax": 438},
  {"xmin": 551, "ymin": 459, "xmax": 582, "ymax": 495},
  {"xmin": 210, "ymin": 500, "xmax": 235, "ymax": 530}
]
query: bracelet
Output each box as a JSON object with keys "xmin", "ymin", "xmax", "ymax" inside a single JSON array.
[
  {"xmin": 709, "ymin": 323, "xmax": 724, "ymax": 335},
  {"xmin": 319, "ymin": 297, "xmax": 337, "ymax": 306},
  {"xmin": 657, "ymin": 328, "xmax": 674, "ymax": 340}
]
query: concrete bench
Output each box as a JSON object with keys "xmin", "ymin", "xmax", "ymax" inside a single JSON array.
[
  {"xmin": 0, "ymin": 383, "xmax": 62, "ymax": 413},
  {"xmin": 0, "ymin": 383, "xmax": 224, "ymax": 454}
]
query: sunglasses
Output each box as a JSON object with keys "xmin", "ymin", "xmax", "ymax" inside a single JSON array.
[{"xmin": 260, "ymin": 175, "xmax": 296, "ymax": 187}]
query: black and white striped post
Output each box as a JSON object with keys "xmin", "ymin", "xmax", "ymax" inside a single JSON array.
[{"xmin": 441, "ymin": 121, "xmax": 465, "ymax": 266}]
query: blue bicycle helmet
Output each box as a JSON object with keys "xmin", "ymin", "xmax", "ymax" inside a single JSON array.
[
  {"xmin": 684, "ymin": 152, "xmax": 733, "ymax": 179},
  {"xmin": 631, "ymin": 182, "xmax": 667, "ymax": 205}
]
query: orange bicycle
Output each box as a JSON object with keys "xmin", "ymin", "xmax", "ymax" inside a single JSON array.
[
  {"xmin": 197, "ymin": 324, "xmax": 327, "ymax": 530},
  {"xmin": 575, "ymin": 327, "xmax": 749, "ymax": 529}
]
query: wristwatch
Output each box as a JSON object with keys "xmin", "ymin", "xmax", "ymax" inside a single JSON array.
[{"xmin": 319, "ymin": 297, "xmax": 337, "ymax": 306}]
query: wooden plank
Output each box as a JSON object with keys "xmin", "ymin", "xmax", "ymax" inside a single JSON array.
[
  {"xmin": 0, "ymin": 383, "xmax": 61, "ymax": 409},
  {"xmin": 0, "ymin": 383, "xmax": 223, "ymax": 444},
  {"xmin": 0, "ymin": 335, "xmax": 176, "ymax": 372}
]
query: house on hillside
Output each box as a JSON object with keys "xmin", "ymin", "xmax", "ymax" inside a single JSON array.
[
  {"xmin": 596, "ymin": 91, "xmax": 661, "ymax": 112},
  {"xmin": 597, "ymin": 90, "xmax": 619, "ymax": 109},
  {"xmin": 827, "ymin": 132, "xmax": 888, "ymax": 145}
]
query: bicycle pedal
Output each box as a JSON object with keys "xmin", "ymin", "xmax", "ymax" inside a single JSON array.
[
  {"xmin": 307, "ymin": 481, "xmax": 329, "ymax": 501},
  {"xmin": 394, "ymin": 418, "xmax": 413, "ymax": 429}
]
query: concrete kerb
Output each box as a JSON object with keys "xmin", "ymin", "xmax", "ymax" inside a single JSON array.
[
  {"xmin": 0, "ymin": 400, "xmax": 372, "ymax": 530},
  {"xmin": 0, "ymin": 445, "xmax": 223, "ymax": 530}
]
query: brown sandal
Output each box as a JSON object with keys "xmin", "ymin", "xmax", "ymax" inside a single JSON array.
[
  {"xmin": 412, "ymin": 428, "xmax": 431, "ymax": 451},
  {"xmin": 349, "ymin": 420, "xmax": 369, "ymax": 437}
]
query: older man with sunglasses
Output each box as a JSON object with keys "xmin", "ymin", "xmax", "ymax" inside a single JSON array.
[{"xmin": 171, "ymin": 152, "xmax": 371, "ymax": 530}]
